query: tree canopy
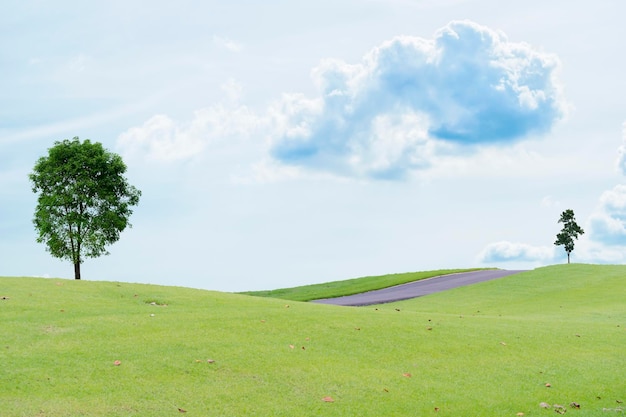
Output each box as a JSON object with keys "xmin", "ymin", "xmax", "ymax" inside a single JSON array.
[
  {"xmin": 554, "ymin": 209, "xmax": 584, "ymax": 264},
  {"xmin": 30, "ymin": 137, "xmax": 141, "ymax": 279}
]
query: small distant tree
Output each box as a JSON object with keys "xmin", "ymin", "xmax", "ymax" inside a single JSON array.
[
  {"xmin": 554, "ymin": 209, "xmax": 584, "ymax": 264},
  {"xmin": 30, "ymin": 137, "xmax": 141, "ymax": 279}
]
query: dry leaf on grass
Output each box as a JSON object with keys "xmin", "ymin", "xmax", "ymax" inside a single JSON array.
[
  {"xmin": 113, "ymin": 360, "xmax": 121, "ymax": 366},
  {"xmin": 322, "ymin": 396, "xmax": 334, "ymax": 402},
  {"xmin": 402, "ymin": 373, "xmax": 412, "ymax": 378}
]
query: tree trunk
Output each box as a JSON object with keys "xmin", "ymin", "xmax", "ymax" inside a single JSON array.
[
  {"xmin": 74, "ymin": 237, "xmax": 81, "ymax": 279},
  {"xmin": 567, "ymin": 252, "xmax": 570, "ymax": 264}
]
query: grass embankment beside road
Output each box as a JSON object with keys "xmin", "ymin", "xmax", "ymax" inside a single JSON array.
[
  {"xmin": 1, "ymin": 264, "xmax": 625, "ymax": 416},
  {"xmin": 240, "ymin": 268, "xmax": 489, "ymax": 301}
]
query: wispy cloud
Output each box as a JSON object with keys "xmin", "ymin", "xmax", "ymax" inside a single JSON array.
[
  {"xmin": 221, "ymin": 78, "xmax": 244, "ymax": 103},
  {"xmin": 616, "ymin": 122, "xmax": 626, "ymax": 175},
  {"xmin": 269, "ymin": 20, "xmax": 566, "ymax": 179},
  {"xmin": 541, "ymin": 195, "xmax": 561, "ymax": 208},
  {"xmin": 0, "ymin": 91, "xmax": 173, "ymax": 146},
  {"xmin": 117, "ymin": 104, "xmax": 263, "ymax": 163},
  {"xmin": 68, "ymin": 54, "xmax": 89, "ymax": 72},
  {"xmin": 212, "ymin": 35, "xmax": 243, "ymax": 52}
]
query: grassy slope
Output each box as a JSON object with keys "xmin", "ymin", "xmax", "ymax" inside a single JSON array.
[
  {"xmin": 240, "ymin": 268, "xmax": 488, "ymax": 301},
  {"xmin": 1, "ymin": 264, "xmax": 625, "ymax": 416}
]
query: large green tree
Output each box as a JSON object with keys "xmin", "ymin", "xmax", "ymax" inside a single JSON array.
[
  {"xmin": 30, "ymin": 137, "xmax": 141, "ymax": 279},
  {"xmin": 554, "ymin": 209, "xmax": 584, "ymax": 264}
]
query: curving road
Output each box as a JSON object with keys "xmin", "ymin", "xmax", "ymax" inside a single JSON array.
[{"xmin": 312, "ymin": 269, "xmax": 526, "ymax": 306}]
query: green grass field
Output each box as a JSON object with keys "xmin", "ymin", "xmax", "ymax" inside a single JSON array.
[
  {"xmin": 1, "ymin": 264, "xmax": 624, "ymax": 416},
  {"xmin": 240, "ymin": 268, "xmax": 489, "ymax": 301}
]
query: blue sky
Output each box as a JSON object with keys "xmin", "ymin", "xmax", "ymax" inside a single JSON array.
[{"xmin": 2, "ymin": 0, "xmax": 626, "ymax": 291}]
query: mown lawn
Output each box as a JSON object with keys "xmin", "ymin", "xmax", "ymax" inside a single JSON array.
[{"xmin": 1, "ymin": 264, "xmax": 624, "ymax": 416}]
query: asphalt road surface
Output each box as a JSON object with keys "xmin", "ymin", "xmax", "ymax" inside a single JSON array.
[{"xmin": 312, "ymin": 269, "xmax": 526, "ymax": 306}]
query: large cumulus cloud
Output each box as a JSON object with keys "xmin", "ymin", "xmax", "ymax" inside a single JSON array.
[{"xmin": 270, "ymin": 20, "xmax": 566, "ymax": 179}]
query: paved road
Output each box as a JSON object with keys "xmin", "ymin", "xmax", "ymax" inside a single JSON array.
[{"xmin": 312, "ymin": 270, "xmax": 526, "ymax": 306}]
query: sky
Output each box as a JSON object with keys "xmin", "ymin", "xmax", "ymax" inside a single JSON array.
[{"xmin": 2, "ymin": 0, "xmax": 626, "ymax": 292}]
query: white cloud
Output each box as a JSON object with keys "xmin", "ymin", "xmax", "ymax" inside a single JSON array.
[
  {"xmin": 478, "ymin": 241, "xmax": 556, "ymax": 263},
  {"xmin": 541, "ymin": 195, "xmax": 561, "ymax": 208},
  {"xmin": 115, "ymin": 21, "xmax": 566, "ymax": 181},
  {"xmin": 232, "ymin": 159, "xmax": 304, "ymax": 184},
  {"xmin": 68, "ymin": 54, "xmax": 89, "ymax": 72},
  {"xmin": 616, "ymin": 122, "xmax": 626, "ymax": 175},
  {"xmin": 212, "ymin": 35, "xmax": 243, "ymax": 52},
  {"xmin": 588, "ymin": 184, "xmax": 626, "ymax": 246},
  {"xmin": 575, "ymin": 241, "xmax": 626, "ymax": 264},
  {"xmin": 480, "ymin": 184, "xmax": 626, "ymax": 265},
  {"xmin": 117, "ymin": 114, "xmax": 193, "ymax": 162},
  {"xmin": 268, "ymin": 20, "xmax": 566, "ymax": 179},
  {"xmin": 221, "ymin": 78, "xmax": 244, "ymax": 103},
  {"xmin": 592, "ymin": 120, "xmax": 626, "ymax": 246},
  {"xmin": 479, "ymin": 114, "xmax": 626, "ymax": 264},
  {"xmin": 117, "ymin": 104, "xmax": 264, "ymax": 163}
]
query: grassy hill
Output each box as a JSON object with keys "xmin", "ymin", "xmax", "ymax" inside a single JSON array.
[
  {"xmin": 1, "ymin": 264, "xmax": 625, "ymax": 416},
  {"xmin": 240, "ymin": 268, "xmax": 488, "ymax": 301}
]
